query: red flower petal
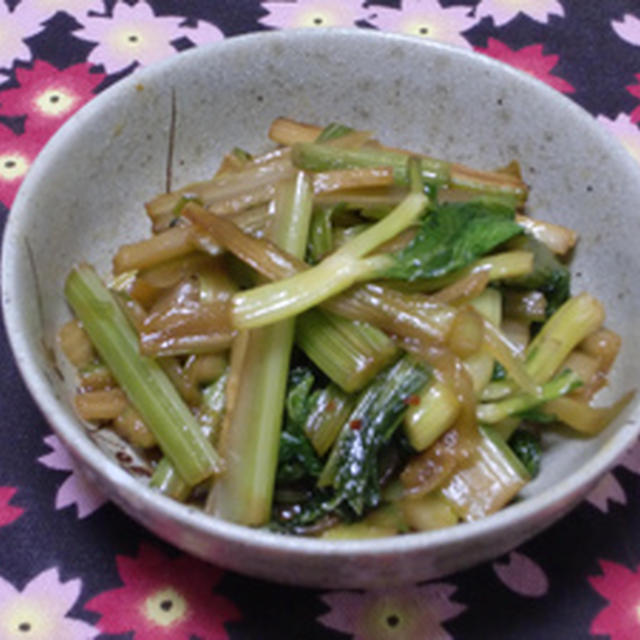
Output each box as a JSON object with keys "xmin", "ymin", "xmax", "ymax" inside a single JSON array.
[
  {"xmin": 85, "ymin": 542, "xmax": 240, "ymax": 639},
  {"xmin": 475, "ymin": 38, "xmax": 575, "ymax": 94},
  {"xmin": 626, "ymin": 74, "xmax": 640, "ymax": 123},
  {"xmin": 589, "ymin": 559, "xmax": 640, "ymax": 640},
  {"xmin": 0, "ymin": 123, "xmax": 43, "ymax": 210},
  {"xmin": 590, "ymin": 560, "xmax": 640, "ymax": 600},
  {"xmin": 0, "ymin": 486, "xmax": 23, "ymax": 526},
  {"xmin": 0, "ymin": 60, "xmax": 105, "ymax": 142}
]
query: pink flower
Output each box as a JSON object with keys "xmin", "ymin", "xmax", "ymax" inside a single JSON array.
[
  {"xmin": 6, "ymin": 0, "xmax": 97, "ymax": 27},
  {"xmin": 493, "ymin": 552, "xmax": 549, "ymax": 597},
  {"xmin": 475, "ymin": 0, "xmax": 564, "ymax": 27},
  {"xmin": 366, "ymin": 0, "xmax": 476, "ymax": 48},
  {"xmin": 618, "ymin": 436, "xmax": 640, "ymax": 474},
  {"xmin": 612, "ymin": 14, "xmax": 640, "ymax": 47},
  {"xmin": 588, "ymin": 438, "xmax": 640, "ymax": 511},
  {"xmin": 0, "ymin": 567, "xmax": 98, "ymax": 640},
  {"xmin": 0, "ymin": 123, "xmax": 41, "ymax": 210},
  {"xmin": 178, "ymin": 20, "xmax": 224, "ymax": 48},
  {"xmin": 38, "ymin": 435, "xmax": 108, "ymax": 519},
  {"xmin": 475, "ymin": 38, "xmax": 575, "ymax": 94},
  {"xmin": 0, "ymin": 60, "xmax": 106, "ymax": 143},
  {"xmin": 318, "ymin": 583, "xmax": 465, "ymax": 640},
  {"xmin": 597, "ymin": 113, "xmax": 640, "ymax": 166},
  {"xmin": 586, "ymin": 472, "xmax": 626, "ymax": 513},
  {"xmin": 589, "ymin": 560, "xmax": 640, "ymax": 639},
  {"xmin": 0, "ymin": 3, "xmax": 46, "ymax": 71},
  {"xmin": 85, "ymin": 543, "xmax": 241, "ymax": 639},
  {"xmin": 259, "ymin": 0, "xmax": 368, "ymax": 29},
  {"xmin": 78, "ymin": 1, "xmax": 185, "ymax": 73},
  {"xmin": 0, "ymin": 487, "xmax": 23, "ymax": 527}
]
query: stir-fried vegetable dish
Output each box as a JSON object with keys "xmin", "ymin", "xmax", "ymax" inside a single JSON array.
[{"xmin": 58, "ymin": 118, "xmax": 634, "ymax": 538}]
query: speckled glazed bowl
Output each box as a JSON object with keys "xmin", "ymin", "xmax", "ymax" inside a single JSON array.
[{"xmin": 3, "ymin": 29, "xmax": 640, "ymax": 589}]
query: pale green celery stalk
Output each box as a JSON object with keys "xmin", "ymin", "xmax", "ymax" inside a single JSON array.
[
  {"xmin": 476, "ymin": 368, "xmax": 582, "ymax": 423},
  {"xmin": 307, "ymin": 207, "xmax": 334, "ymax": 263},
  {"xmin": 64, "ymin": 264, "xmax": 223, "ymax": 486},
  {"xmin": 524, "ymin": 292, "xmax": 605, "ymax": 384},
  {"xmin": 231, "ymin": 190, "xmax": 428, "ymax": 329},
  {"xmin": 292, "ymin": 142, "xmax": 449, "ymax": 186},
  {"xmin": 150, "ymin": 369, "xmax": 229, "ymax": 500},
  {"xmin": 481, "ymin": 380, "xmax": 514, "ymax": 402},
  {"xmin": 491, "ymin": 417, "xmax": 521, "ymax": 441},
  {"xmin": 463, "ymin": 352, "xmax": 495, "ymax": 396},
  {"xmin": 304, "ymin": 385, "xmax": 355, "ymax": 456},
  {"xmin": 469, "ymin": 288, "xmax": 502, "ymax": 327},
  {"xmin": 296, "ymin": 308, "xmax": 399, "ymax": 393},
  {"xmin": 292, "ymin": 142, "xmax": 529, "ymax": 202},
  {"xmin": 440, "ymin": 425, "xmax": 529, "ymax": 521},
  {"xmin": 150, "ymin": 458, "xmax": 190, "ymax": 501},
  {"xmin": 332, "ymin": 223, "xmax": 372, "ymax": 251},
  {"xmin": 198, "ymin": 368, "xmax": 230, "ymax": 439},
  {"xmin": 479, "ymin": 281, "xmax": 602, "ymax": 401},
  {"xmin": 403, "ymin": 250, "xmax": 533, "ymax": 293},
  {"xmin": 403, "ymin": 380, "xmax": 460, "ymax": 451},
  {"xmin": 208, "ymin": 171, "xmax": 314, "ymax": 526},
  {"xmin": 315, "ymin": 122, "xmax": 354, "ymax": 142}
]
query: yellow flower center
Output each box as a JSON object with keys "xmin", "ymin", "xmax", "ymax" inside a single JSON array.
[
  {"xmin": 0, "ymin": 153, "xmax": 30, "ymax": 182},
  {"xmin": 143, "ymin": 587, "xmax": 188, "ymax": 628},
  {"xmin": 1, "ymin": 602, "xmax": 48, "ymax": 638},
  {"xmin": 109, "ymin": 26, "xmax": 148, "ymax": 51},
  {"xmin": 360, "ymin": 595, "xmax": 421, "ymax": 640},
  {"xmin": 299, "ymin": 10, "xmax": 341, "ymax": 28},
  {"xmin": 400, "ymin": 17, "xmax": 441, "ymax": 39},
  {"xmin": 34, "ymin": 88, "xmax": 76, "ymax": 117}
]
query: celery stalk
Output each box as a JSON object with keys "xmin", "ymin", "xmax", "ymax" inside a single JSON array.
[
  {"xmin": 292, "ymin": 142, "xmax": 449, "ymax": 186},
  {"xmin": 208, "ymin": 171, "xmax": 314, "ymax": 525},
  {"xmin": 231, "ymin": 191, "xmax": 428, "ymax": 329},
  {"xmin": 150, "ymin": 368, "xmax": 229, "ymax": 499},
  {"xmin": 150, "ymin": 458, "xmax": 191, "ymax": 501},
  {"xmin": 469, "ymin": 288, "xmax": 502, "ymax": 327},
  {"xmin": 525, "ymin": 293, "xmax": 605, "ymax": 383},
  {"xmin": 296, "ymin": 308, "xmax": 399, "ymax": 392},
  {"xmin": 440, "ymin": 425, "xmax": 529, "ymax": 521},
  {"xmin": 303, "ymin": 385, "xmax": 355, "ymax": 456},
  {"xmin": 65, "ymin": 263, "xmax": 223, "ymax": 486},
  {"xmin": 477, "ymin": 369, "xmax": 582, "ymax": 423},
  {"xmin": 403, "ymin": 380, "xmax": 461, "ymax": 451},
  {"xmin": 307, "ymin": 207, "xmax": 334, "ymax": 263}
]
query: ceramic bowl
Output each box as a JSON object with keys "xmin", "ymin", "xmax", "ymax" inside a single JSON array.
[{"xmin": 3, "ymin": 29, "xmax": 640, "ymax": 588}]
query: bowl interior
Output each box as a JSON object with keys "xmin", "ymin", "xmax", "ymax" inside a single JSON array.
[{"xmin": 3, "ymin": 29, "xmax": 640, "ymax": 587}]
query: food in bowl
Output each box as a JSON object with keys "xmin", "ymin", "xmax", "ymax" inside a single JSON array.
[{"xmin": 58, "ymin": 117, "xmax": 633, "ymax": 539}]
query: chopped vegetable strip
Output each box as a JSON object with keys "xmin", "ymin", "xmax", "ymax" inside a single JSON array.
[
  {"xmin": 65, "ymin": 264, "xmax": 223, "ymax": 486},
  {"xmin": 208, "ymin": 172, "xmax": 314, "ymax": 525}
]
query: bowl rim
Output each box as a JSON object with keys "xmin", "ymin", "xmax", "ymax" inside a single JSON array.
[{"xmin": 2, "ymin": 27, "xmax": 639, "ymax": 561}]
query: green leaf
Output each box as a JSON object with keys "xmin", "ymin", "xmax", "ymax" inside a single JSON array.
[
  {"xmin": 307, "ymin": 207, "xmax": 335, "ymax": 264},
  {"xmin": 383, "ymin": 200, "xmax": 523, "ymax": 282},
  {"xmin": 285, "ymin": 367, "xmax": 316, "ymax": 426},
  {"xmin": 508, "ymin": 428, "xmax": 542, "ymax": 478},
  {"xmin": 516, "ymin": 407, "xmax": 557, "ymax": 424},
  {"xmin": 492, "ymin": 361, "xmax": 507, "ymax": 381},
  {"xmin": 315, "ymin": 122, "xmax": 354, "ymax": 142},
  {"xmin": 508, "ymin": 234, "xmax": 570, "ymax": 317},
  {"xmin": 277, "ymin": 368, "xmax": 324, "ymax": 483},
  {"xmin": 321, "ymin": 356, "xmax": 431, "ymax": 515}
]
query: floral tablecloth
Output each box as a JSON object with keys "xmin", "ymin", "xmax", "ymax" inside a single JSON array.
[{"xmin": 2, "ymin": 1, "xmax": 640, "ymax": 639}]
